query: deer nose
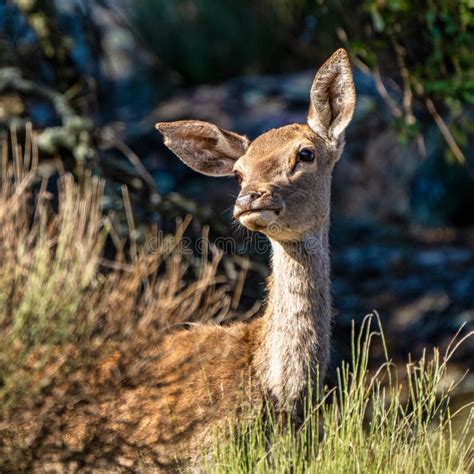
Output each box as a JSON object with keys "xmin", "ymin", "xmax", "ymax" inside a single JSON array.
[{"xmin": 236, "ymin": 191, "xmax": 263, "ymax": 208}]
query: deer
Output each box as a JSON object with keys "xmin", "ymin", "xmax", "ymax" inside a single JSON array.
[{"xmin": 22, "ymin": 49, "xmax": 355, "ymax": 472}]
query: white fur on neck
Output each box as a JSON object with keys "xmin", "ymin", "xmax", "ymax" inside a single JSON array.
[{"xmin": 260, "ymin": 227, "xmax": 332, "ymax": 411}]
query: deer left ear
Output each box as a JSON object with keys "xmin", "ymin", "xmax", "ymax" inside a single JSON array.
[
  {"xmin": 156, "ymin": 120, "xmax": 249, "ymax": 177},
  {"xmin": 307, "ymin": 49, "xmax": 356, "ymax": 144}
]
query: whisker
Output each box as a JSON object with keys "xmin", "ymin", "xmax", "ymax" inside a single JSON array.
[{"xmin": 220, "ymin": 206, "xmax": 234, "ymax": 216}]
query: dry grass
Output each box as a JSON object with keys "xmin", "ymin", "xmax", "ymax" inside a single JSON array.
[{"xmin": 0, "ymin": 129, "xmax": 236, "ymax": 469}]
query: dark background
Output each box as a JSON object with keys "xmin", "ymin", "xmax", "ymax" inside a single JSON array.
[{"xmin": 1, "ymin": 0, "xmax": 473, "ymax": 378}]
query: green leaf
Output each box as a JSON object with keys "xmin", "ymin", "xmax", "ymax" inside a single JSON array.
[
  {"xmin": 370, "ymin": 8, "xmax": 385, "ymax": 32},
  {"xmin": 462, "ymin": 91, "xmax": 474, "ymax": 104}
]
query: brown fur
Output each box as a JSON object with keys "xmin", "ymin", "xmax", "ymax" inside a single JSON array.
[{"xmin": 24, "ymin": 50, "xmax": 355, "ymax": 472}]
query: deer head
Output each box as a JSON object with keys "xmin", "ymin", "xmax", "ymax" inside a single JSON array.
[{"xmin": 156, "ymin": 49, "xmax": 356, "ymax": 242}]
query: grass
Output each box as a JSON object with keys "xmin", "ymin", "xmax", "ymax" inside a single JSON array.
[
  {"xmin": 0, "ymin": 128, "xmax": 472, "ymax": 472},
  {"xmin": 208, "ymin": 315, "xmax": 473, "ymax": 473}
]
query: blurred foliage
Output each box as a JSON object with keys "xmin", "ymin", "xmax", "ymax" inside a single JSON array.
[
  {"xmin": 338, "ymin": 0, "xmax": 474, "ymax": 223},
  {"xmin": 359, "ymin": 0, "xmax": 474, "ymax": 105},
  {"xmin": 0, "ymin": 0, "xmax": 103, "ymax": 113},
  {"xmin": 128, "ymin": 0, "xmax": 474, "ymax": 108},
  {"xmin": 342, "ymin": 0, "xmax": 474, "ymax": 162},
  {"xmin": 127, "ymin": 0, "xmax": 336, "ymax": 84},
  {"xmin": 0, "ymin": 0, "xmax": 161, "ymax": 236},
  {"xmin": 130, "ymin": 0, "xmax": 271, "ymax": 83}
]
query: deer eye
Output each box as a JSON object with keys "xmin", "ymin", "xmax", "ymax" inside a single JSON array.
[
  {"xmin": 233, "ymin": 171, "xmax": 243, "ymax": 185},
  {"xmin": 298, "ymin": 147, "xmax": 315, "ymax": 162}
]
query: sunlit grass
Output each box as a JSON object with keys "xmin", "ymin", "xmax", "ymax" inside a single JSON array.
[
  {"xmin": 0, "ymin": 129, "xmax": 235, "ymax": 469},
  {"xmin": 208, "ymin": 316, "xmax": 473, "ymax": 473}
]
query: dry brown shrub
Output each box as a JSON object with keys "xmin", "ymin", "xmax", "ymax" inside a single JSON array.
[{"xmin": 0, "ymin": 128, "xmax": 238, "ymax": 469}]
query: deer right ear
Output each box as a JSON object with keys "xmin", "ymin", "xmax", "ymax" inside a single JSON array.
[
  {"xmin": 307, "ymin": 49, "xmax": 356, "ymax": 144},
  {"xmin": 155, "ymin": 120, "xmax": 249, "ymax": 177}
]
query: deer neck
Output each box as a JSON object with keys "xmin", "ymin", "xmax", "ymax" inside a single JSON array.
[{"xmin": 257, "ymin": 223, "xmax": 332, "ymax": 414}]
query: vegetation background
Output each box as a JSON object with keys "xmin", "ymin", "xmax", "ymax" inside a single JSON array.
[{"xmin": 0, "ymin": 0, "xmax": 473, "ymax": 471}]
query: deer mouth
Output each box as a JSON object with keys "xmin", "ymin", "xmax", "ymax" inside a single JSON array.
[
  {"xmin": 235, "ymin": 208, "xmax": 281, "ymax": 219},
  {"xmin": 236, "ymin": 208, "xmax": 282, "ymax": 231}
]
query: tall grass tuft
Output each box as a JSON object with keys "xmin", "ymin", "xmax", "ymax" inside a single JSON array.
[
  {"xmin": 208, "ymin": 315, "xmax": 473, "ymax": 473},
  {"xmin": 0, "ymin": 128, "xmax": 235, "ymax": 467}
]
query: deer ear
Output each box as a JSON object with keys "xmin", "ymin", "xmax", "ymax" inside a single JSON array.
[
  {"xmin": 155, "ymin": 120, "xmax": 249, "ymax": 177},
  {"xmin": 307, "ymin": 49, "xmax": 356, "ymax": 143}
]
